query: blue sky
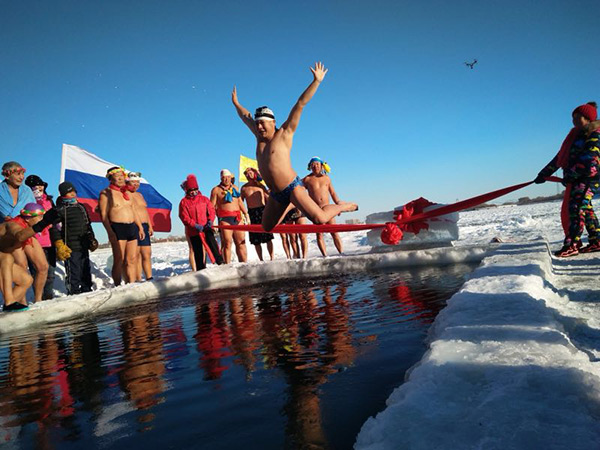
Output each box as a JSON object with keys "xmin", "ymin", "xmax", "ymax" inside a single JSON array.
[{"xmin": 1, "ymin": 0, "xmax": 598, "ymax": 239}]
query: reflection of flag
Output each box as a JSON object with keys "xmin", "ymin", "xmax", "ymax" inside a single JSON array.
[
  {"xmin": 238, "ymin": 154, "xmax": 258, "ymax": 183},
  {"xmin": 60, "ymin": 144, "xmax": 172, "ymax": 232}
]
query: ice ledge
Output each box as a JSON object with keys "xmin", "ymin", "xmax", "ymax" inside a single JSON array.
[{"xmin": 355, "ymin": 239, "xmax": 600, "ymax": 450}]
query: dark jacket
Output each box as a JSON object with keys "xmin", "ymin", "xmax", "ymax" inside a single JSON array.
[{"xmin": 50, "ymin": 197, "xmax": 96, "ymax": 252}]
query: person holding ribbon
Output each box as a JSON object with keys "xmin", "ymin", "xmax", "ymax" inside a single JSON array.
[
  {"xmin": 210, "ymin": 169, "xmax": 248, "ymax": 263},
  {"xmin": 98, "ymin": 166, "xmax": 144, "ymax": 285},
  {"xmin": 535, "ymin": 102, "xmax": 600, "ymax": 257}
]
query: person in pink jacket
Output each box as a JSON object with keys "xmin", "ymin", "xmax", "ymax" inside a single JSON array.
[
  {"xmin": 178, "ymin": 175, "xmax": 223, "ymax": 270},
  {"xmin": 25, "ymin": 174, "xmax": 56, "ymax": 299}
]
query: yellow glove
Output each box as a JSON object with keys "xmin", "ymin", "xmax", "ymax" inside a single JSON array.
[{"xmin": 55, "ymin": 239, "xmax": 72, "ymax": 261}]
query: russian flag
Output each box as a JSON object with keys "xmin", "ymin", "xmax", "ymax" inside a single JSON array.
[{"xmin": 60, "ymin": 144, "xmax": 172, "ymax": 232}]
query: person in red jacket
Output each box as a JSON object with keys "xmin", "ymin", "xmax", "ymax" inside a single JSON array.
[{"xmin": 178, "ymin": 175, "xmax": 223, "ymax": 270}]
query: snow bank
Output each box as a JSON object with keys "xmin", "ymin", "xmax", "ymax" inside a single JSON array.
[
  {"xmin": 355, "ymin": 239, "xmax": 600, "ymax": 449},
  {"xmin": 0, "ymin": 245, "xmax": 488, "ymax": 336}
]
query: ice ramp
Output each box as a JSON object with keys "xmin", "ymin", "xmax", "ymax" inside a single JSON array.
[
  {"xmin": 0, "ymin": 245, "xmax": 488, "ymax": 335},
  {"xmin": 355, "ymin": 239, "xmax": 600, "ymax": 450}
]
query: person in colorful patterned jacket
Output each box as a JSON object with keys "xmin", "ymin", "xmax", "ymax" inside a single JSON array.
[
  {"xmin": 179, "ymin": 174, "xmax": 223, "ymax": 270},
  {"xmin": 25, "ymin": 175, "xmax": 57, "ymax": 299},
  {"xmin": 535, "ymin": 102, "xmax": 600, "ymax": 257}
]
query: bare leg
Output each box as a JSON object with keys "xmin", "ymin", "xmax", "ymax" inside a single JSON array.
[
  {"xmin": 186, "ymin": 235, "xmax": 197, "ymax": 271},
  {"xmin": 13, "ymin": 248, "xmax": 27, "ymax": 269},
  {"xmin": 267, "ymin": 240, "xmax": 274, "ymax": 260},
  {"xmin": 291, "ymin": 188, "xmax": 357, "ymax": 226},
  {"xmin": 316, "ymin": 233, "xmax": 327, "ymax": 257},
  {"xmin": 135, "ymin": 248, "xmax": 143, "ymax": 282},
  {"xmin": 331, "ymin": 233, "xmax": 343, "ymax": 254},
  {"xmin": 140, "ymin": 246, "xmax": 152, "ymax": 279},
  {"xmin": 220, "ymin": 228, "xmax": 234, "ymax": 264},
  {"xmin": 24, "ymin": 240, "xmax": 48, "ymax": 302},
  {"xmin": 111, "ymin": 239, "xmax": 126, "ymax": 286},
  {"xmin": 261, "ymin": 197, "xmax": 295, "ymax": 232},
  {"xmin": 124, "ymin": 240, "xmax": 139, "ymax": 283},
  {"xmin": 281, "ymin": 234, "xmax": 291, "ymax": 259},
  {"xmin": 233, "ymin": 230, "xmax": 247, "ymax": 263},
  {"xmin": 290, "ymin": 234, "xmax": 300, "ymax": 258},
  {"xmin": 254, "ymin": 244, "xmax": 264, "ymax": 261},
  {"xmin": 12, "ymin": 263, "xmax": 32, "ymax": 304},
  {"xmin": 0, "ymin": 252, "xmax": 16, "ymax": 305},
  {"xmin": 297, "ymin": 217, "xmax": 308, "ymax": 259}
]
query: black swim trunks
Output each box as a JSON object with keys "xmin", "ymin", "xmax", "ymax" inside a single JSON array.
[
  {"xmin": 138, "ymin": 223, "xmax": 151, "ymax": 247},
  {"xmin": 248, "ymin": 206, "xmax": 274, "ymax": 245},
  {"xmin": 110, "ymin": 222, "xmax": 139, "ymax": 242},
  {"xmin": 282, "ymin": 208, "xmax": 303, "ymax": 224}
]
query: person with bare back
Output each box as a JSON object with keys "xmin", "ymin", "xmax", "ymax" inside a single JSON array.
[
  {"xmin": 302, "ymin": 156, "xmax": 344, "ymax": 256},
  {"xmin": 231, "ymin": 62, "xmax": 357, "ymax": 232},
  {"xmin": 98, "ymin": 167, "xmax": 144, "ymax": 286}
]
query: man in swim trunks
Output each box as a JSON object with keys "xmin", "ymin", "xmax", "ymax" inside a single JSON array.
[
  {"xmin": 240, "ymin": 167, "xmax": 274, "ymax": 261},
  {"xmin": 303, "ymin": 157, "xmax": 344, "ymax": 256},
  {"xmin": 98, "ymin": 166, "xmax": 144, "ymax": 286},
  {"xmin": 126, "ymin": 172, "xmax": 154, "ymax": 281},
  {"xmin": 210, "ymin": 169, "xmax": 249, "ymax": 264},
  {"xmin": 231, "ymin": 62, "xmax": 358, "ymax": 232},
  {"xmin": 0, "ymin": 204, "xmax": 57, "ymax": 311}
]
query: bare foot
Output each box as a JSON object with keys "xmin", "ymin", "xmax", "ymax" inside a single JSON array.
[{"xmin": 341, "ymin": 203, "xmax": 358, "ymax": 213}]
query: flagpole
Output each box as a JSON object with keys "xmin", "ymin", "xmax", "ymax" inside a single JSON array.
[{"xmin": 59, "ymin": 143, "xmax": 67, "ymax": 183}]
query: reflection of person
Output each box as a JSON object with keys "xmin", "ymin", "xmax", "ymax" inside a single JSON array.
[
  {"xmin": 210, "ymin": 169, "xmax": 248, "ymax": 263},
  {"xmin": 118, "ymin": 314, "xmax": 167, "ymax": 420},
  {"xmin": 1, "ymin": 162, "xmax": 49, "ymax": 302},
  {"xmin": 303, "ymin": 157, "xmax": 344, "ymax": 256},
  {"xmin": 51, "ymin": 182, "xmax": 97, "ymax": 295},
  {"xmin": 25, "ymin": 175, "xmax": 57, "ymax": 299},
  {"xmin": 228, "ymin": 296, "xmax": 260, "ymax": 378},
  {"xmin": 194, "ymin": 302, "xmax": 232, "ymax": 381},
  {"xmin": 98, "ymin": 167, "xmax": 144, "ymax": 285},
  {"xmin": 126, "ymin": 172, "xmax": 154, "ymax": 281},
  {"xmin": 240, "ymin": 167, "xmax": 274, "ymax": 261},
  {"xmin": 535, "ymin": 102, "xmax": 600, "ymax": 257},
  {"xmin": 232, "ymin": 62, "xmax": 357, "ymax": 232},
  {"xmin": 1, "ymin": 204, "xmax": 57, "ymax": 311},
  {"xmin": 179, "ymin": 175, "xmax": 223, "ymax": 270}
]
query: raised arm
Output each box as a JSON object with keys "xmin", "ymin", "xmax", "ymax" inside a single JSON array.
[
  {"xmin": 281, "ymin": 62, "xmax": 328, "ymax": 134},
  {"xmin": 232, "ymin": 86, "xmax": 257, "ymax": 136}
]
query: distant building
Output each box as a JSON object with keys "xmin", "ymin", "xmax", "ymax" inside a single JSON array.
[{"xmin": 345, "ymin": 219, "xmax": 362, "ymax": 224}]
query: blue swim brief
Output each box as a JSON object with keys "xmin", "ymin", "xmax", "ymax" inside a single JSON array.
[{"xmin": 270, "ymin": 176, "xmax": 303, "ymax": 205}]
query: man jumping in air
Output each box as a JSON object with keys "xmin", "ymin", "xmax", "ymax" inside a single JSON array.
[{"xmin": 232, "ymin": 62, "xmax": 357, "ymax": 232}]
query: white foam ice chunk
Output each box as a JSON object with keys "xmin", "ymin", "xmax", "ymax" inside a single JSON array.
[
  {"xmin": 355, "ymin": 238, "xmax": 600, "ymax": 450},
  {"xmin": 365, "ymin": 204, "xmax": 459, "ymax": 249},
  {"xmin": 0, "ymin": 245, "xmax": 488, "ymax": 335}
]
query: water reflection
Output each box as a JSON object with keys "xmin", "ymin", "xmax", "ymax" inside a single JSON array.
[{"xmin": 0, "ymin": 267, "xmax": 473, "ymax": 449}]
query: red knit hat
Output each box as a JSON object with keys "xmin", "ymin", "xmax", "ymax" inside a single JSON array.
[
  {"xmin": 572, "ymin": 103, "xmax": 597, "ymax": 121},
  {"xmin": 185, "ymin": 174, "xmax": 199, "ymax": 190}
]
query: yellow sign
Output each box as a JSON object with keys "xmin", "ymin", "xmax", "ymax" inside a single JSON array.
[{"xmin": 239, "ymin": 154, "xmax": 259, "ymax": 183}]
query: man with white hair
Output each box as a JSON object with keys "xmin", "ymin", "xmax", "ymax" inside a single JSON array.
[
  {"xmin": 210, "ymin": 169, "xmax": 249, "ymax": 263},
  {"xmin": 126, "ymin": 171, "xmax": 154, "ymax": 281}
]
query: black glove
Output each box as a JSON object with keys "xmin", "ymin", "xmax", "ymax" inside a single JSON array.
[
  {"xmin": 31, "ymin": 208, "xmax": 59, "ymax": 233},
  {"xmin": 534, "ymin": 174, "xmax": 546, "ymax": 184}
]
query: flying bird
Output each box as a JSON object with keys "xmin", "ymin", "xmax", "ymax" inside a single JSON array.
[{"xmin": 464, "ymin": 59, "xmax": 478, "ymax": 69}]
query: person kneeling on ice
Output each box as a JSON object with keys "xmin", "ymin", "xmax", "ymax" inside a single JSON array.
[
  {"xmin": 231, "ymin": 62, "xmax": 358, "ymax": 232},
  {"xmin": 535, "ymin": 101, "xmax": 600, "ymax": 257},
  {"xmin": 51, "ymin": 182, "xmax": 98, "ymax": 295},
  {"xmin": 179, "ymin": 174, "xmax": 223, "ymax": 270},
  {"xmin": 0, "ymin": 204, "xmax": 58, "ymax": 311}
]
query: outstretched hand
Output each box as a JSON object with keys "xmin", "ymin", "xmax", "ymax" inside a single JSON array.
[
  {"xmin": 310, "ymin": 62, "xmax": 328, "ymax": 82},
  {"xmin": 232, "ymin": 85, "xmax": 239, "ymax": 104}
]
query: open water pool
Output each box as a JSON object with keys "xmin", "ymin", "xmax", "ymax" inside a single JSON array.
[{"xmin": 0, "ymin": 263, "xmax": 477, "ymax": 449}]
